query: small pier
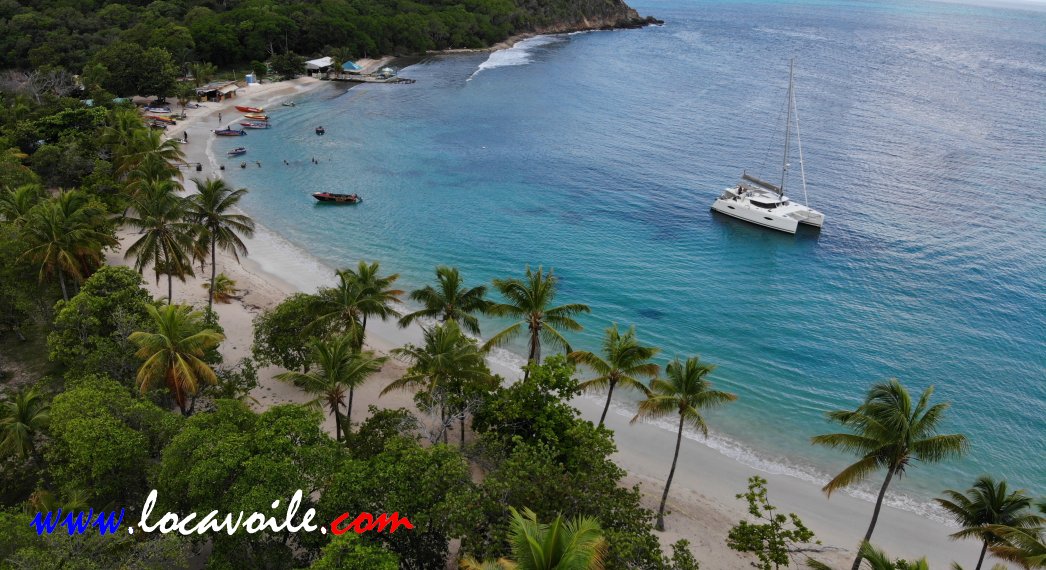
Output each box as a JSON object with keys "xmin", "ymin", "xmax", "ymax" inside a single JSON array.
[{"xmin": 328, "ymin": 75, "xmax": 416, "ymax": 84}]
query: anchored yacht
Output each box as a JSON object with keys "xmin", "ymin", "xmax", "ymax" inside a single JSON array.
[{"xmin": 711, "ymin": 59, "xmax": 824, "ymax": 234}]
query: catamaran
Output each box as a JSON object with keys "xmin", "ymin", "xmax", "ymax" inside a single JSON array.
[{"xmin": 711, "ymin": 59, "xmax": 824, "ymax": 234}]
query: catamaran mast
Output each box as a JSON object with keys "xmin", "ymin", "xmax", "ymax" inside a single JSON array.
[{"xmin": 779, "ymin": 58, "xmax": 794, "ymax": 198}]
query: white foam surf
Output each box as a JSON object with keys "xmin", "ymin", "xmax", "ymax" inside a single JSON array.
[{"xmin": 468, "ymin": 35, "xmax": 563, "ymax": 81}]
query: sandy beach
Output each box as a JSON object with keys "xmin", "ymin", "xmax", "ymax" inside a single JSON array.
[{"xmin": 107, "ymin": 72, "xmax": 991, "ymax": 569}]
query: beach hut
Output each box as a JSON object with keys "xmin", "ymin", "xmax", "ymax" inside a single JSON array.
[
  {"xmin": 305, "ymin": 57, "xmax": 333, "ymax": 76},
  {"xmin": 342, "ymin": 61, "xmax": 363, "ymax": 74},
  {"xmin": 196, "ymin": 80, "xmax": 240, "ymax": 102}
]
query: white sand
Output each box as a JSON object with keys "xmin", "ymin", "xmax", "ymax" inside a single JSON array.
[{"xmin": 105, "ymin": 77, "xmax": 998, "ymax": 569}]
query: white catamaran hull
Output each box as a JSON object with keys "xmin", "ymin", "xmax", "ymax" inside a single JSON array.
[{"xmin": 710, "ymin": 198, "xmax": 800, "ymax": 233}]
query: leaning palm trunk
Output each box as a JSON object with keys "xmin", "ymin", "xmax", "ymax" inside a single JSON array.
[
  {"xmin": 975, "ymin": 540, "xmax": 987, "ymax": 570},
  {"xmin": 851, "ymin": 467, "xmax": 896, "ymax": 570},
  {"xmin": 599, "ymin": 379, "xmax": 618, "ymax": 427},
  {"xmin": 657, "ymin": 412, "xmax": 686, "ymax": 531}
]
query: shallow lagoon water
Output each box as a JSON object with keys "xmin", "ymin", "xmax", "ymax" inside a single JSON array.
[{"xmin": 219, "ymin": 0, "xmax": 1046, "ymax": 517}]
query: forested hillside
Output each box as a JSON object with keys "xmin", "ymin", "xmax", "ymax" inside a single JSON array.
[{"xmin": 0, "ymin": 0, "xmax": 658, "ymax": 71}]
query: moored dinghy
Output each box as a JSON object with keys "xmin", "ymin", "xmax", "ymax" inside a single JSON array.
[
  {"xmin": 227, "ymin": 147, "xmax": 247, "ymax": 156},
  {"xmin": 312, "ymin": 192, "xmax": 361, "ymax": 204},
  {"xmin": 215, "ymin": 128, "xmax": 247, "ymax": 136}
]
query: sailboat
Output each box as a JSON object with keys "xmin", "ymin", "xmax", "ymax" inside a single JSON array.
[{"xmin": 710, "ymin": 59, "xmax": 824, "ymax": 234}]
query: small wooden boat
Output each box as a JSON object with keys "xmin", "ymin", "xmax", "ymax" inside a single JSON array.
[
  {"xmin": 312, "ymin": 192, "xmax": 361, "ymax": 204},
  {"xmin": 243, "ymin": 113, "xmax": 269, "ymax": 121},
  {"xmin": 145, "ymin": 115, "xmax": 176, "ymax": 124},
  {"xmin": 144, "ymin": 106, "xmax": 170, "ymax": 113},
  {"xmin": 235, "ymin": 105, "xmax": 263, "ymax": 113},
  {"xmin": 315, "ymin": 126, "xmax": 325, "ymax": 135},
  {"xmin": 215, "ymin": 128, "xmax": 247, "ymax": 136},
  {"xmin": 240, "ymin": 121, "xmax": 270, "ymax": 129},
  {"xmin": 227, "ymin": 147, "xmax": 247, "ymax": 156},
  {"xmin": 282, "ymin": 102, "xmax": 296, "ymax": 107}
]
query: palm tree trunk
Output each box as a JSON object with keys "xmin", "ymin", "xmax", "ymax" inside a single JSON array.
[
  {"xmin": 459, "ymin": 413, "xmax": 466, "ymax": 448},
  {"xmin": 598, "ymin": 380, "xmax": 617, "ymax": 427},
  {"xmin": 523, "ymin": 325, "xmax": 540, "ymax": 381},
  {"xmin": 656, "ymin": 412, "xmax": 686, "ymax": 531},
  {"xmin": 168, "ymin": 272, "xmax": 173, "ymax": 304},
  {"xmin": 975, "ymin": 540, "xmax": 987, "ymax": 570},
  {"xmin": 208, "ymin": 238, "xmax": 216, "ymax": 314},
  {"xmin": 332, "ymin": 405, "xmax": 342, "ymax": 442},
  {"xmin": 850, "ymin": 466, "xmax": 895, "ymax": 570},
  {"xmin": 58, "ymin": 269, "xmax": 69, "ymax": 301},
  {"xmin": 346, "ymin": 387, "xmax": 354, "ymax": 433}
]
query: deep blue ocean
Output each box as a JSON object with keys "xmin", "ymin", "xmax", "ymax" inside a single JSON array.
[{"xmin": 217, "ymin": 0, "xmax": 1046, "ymax": 517}]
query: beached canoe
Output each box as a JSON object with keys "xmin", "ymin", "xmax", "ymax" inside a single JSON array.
[
  {"xmin": 312, "ymin": 192, "xmax": 361, "ymax": 204},
  {"xmin": 215, "ymin": 128, "xmax": 247, "ymax": 136},
  {"xmin": 144, "ymin": 106, "xmax": 170, "ymax": 113},
  {"xmin": 235, "ymin": 105, "xmax": 263, "ymax": 113},
  {"xmin": 145, "ymin": 115, "xmax": 176, "ymax": 124}
]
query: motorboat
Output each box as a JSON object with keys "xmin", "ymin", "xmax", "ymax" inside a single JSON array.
[
  {"xmin": 215, "ymin": 128, "xmax": 247, "ymax": 136},
  {"xmin": 227, "ymin": 147, "xmax": 247, "ymax": 156},
  {"xmin": 240, "ymin": 121, "xmax": 270, "ymax": 129},
  {"xmin": 235, "ymin": 105, "xmax": 263, "ymax": 113},
  {"xmin": 710, "ymin": 59, "xmax": 824, "ymax": 234},
  {"xmin": 312, "ymin": 192, "xmax": 360, "ymax": 204},
  {"xmin": 243, "ymin": 113, "xmax": 269, "ymax": 121}
]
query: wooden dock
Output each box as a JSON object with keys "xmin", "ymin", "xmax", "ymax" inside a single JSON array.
[{"xmin": 328, "ymin": 75, "xmax": 415, "ymax": 84}]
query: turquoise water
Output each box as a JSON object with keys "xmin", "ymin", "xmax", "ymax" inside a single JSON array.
[{"xmin": 218, "ymin": 0, "xmax": 1046, "ymax": 515}]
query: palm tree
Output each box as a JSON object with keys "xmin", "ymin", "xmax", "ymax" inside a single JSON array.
[
  {"xmin": 309, "ymin": 261, "xmax": 402, "ymax": 350},
  {"xmin": 987, "ymin": 500, "xmax": 1046, "ymax": 569},
  {"xmin": 461, "ymin": 507, "xmax": 607, "ymax": 570},
  {"xmin": 569, "ymin": 324, "xmax": 659, "ymax": 427},
  {"xmin": 811, "ymin": 379, "xmax": 969, "ymax": 570},
  {"xmin": 484, "ymin": 266, "xmax": 590, "ymax": 380},
  {"xmin": 19, "ymin": 191, "xmax": 117, "ymax": 300},
  {"xmin": 383, "ymin": 321, "xmax": 492, "ymax": 445},
  {"xmin": 632, "ymin": 356, "xmax": 736, "ymax": 531},
  {"xmin": 0, "ymin": 184, "xmax": 43, "ymax": 226},
  {"xmin": 275, "ymin": 334, "xmax": 387, "ymax": 440},
  {"xmin": 186, "ymin": 177, "xmax": 255, "ymax": 313},
  {"xmin": 936, "ymin": 476, "xmax": 1042, "ymax": 570},
  {"xmin": 129, "ymin": 304, "xmax": 224, "ymax": 415},
  {"xmin": 202, "ymin": 273, "xmax": 238, "ymax": 303},
  {"xmin": 0, "ymin": 386, "xmax": 50, "ymax": 458},
  {"xmin": 398, "ymin": 265, "xmax": 490, "ymax": 335},
  {"xmin": 113, "ymin": 127, "xmax": 185, "ymax": 183},
  {"xmin": 124, "ymin": 181, "xmax": 196, "ymax": 303},
  {"xmin": 856, "ymin": 543, "xmax": 930, "ymax": 570}
]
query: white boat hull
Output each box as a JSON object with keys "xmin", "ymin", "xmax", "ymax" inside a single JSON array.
[{"xmin": 711, "ymin": 198, "xmax": 799, "ymax": 233}]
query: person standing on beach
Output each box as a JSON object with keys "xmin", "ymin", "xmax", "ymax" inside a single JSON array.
[
  {"xmin": 183, "ymin": 131, "xmax": 188, "ymax": 143},
  {"xmin": 218, "ymin": 112, "xmax": 222, "ymax": 123}
]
